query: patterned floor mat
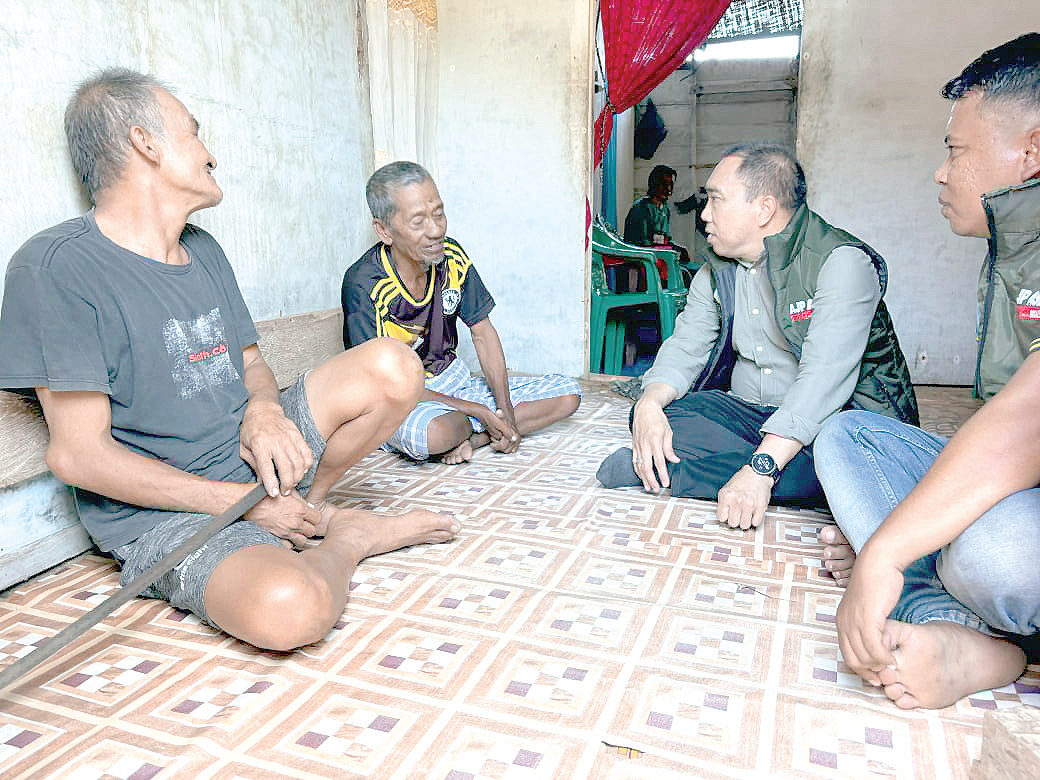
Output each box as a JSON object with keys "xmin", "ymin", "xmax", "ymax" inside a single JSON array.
[{"xmin": 0, "ymin": 382, "xmax": 1032, "ymax": 779}]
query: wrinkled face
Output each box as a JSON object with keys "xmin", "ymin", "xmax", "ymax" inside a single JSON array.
[
  {"xmin": 934, "ymin": 91, "xmax": 1028, "ymax": 238},
  {"xmin": 701, "ymin": 155, "xmax": 766, "ymax": 262},
  {"xmin": 155, "ymin": 88, "xmax": 222, "ymax": 212},
  {"xmin": 377, "ymin": 179, "xmax": 447, "ymax": 269}
]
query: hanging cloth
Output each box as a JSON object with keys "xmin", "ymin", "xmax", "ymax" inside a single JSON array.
[{"xmin": 634, "ymin": 99, "xmax": 667, "ymax": 159}]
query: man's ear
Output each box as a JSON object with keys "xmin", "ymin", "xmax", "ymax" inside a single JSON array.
[
  {"xmin": 128, "ymin": 125, "xmax": 161, "ymax": 164},
  {"xmin": 1022, "ymin": 125, "xmax": 1040, "ymax": 181},
  {"xmin": 373, "ymin": 217, "xmax": 394, "ymax": 245},
  {"xmin": 757, "ymin": 194, "xmax": 779, "ymax": 226}
]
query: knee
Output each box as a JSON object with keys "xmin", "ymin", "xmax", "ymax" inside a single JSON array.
[
  {"xmin": 425, "ymin": 412, "xmax": 470, "ymax": 453},
  {"xmin": 559, "ymin": 391, "xmax": 581, "ymax": 418},
  {"xmin": 221, "ymin": 563, "xmax": 340, "ymax": 651},
  {"xmin": 813, "ymin": 410, "xmax": 877, "ymax": 484},
  {"xmin": 814, "ymin": 411, "xmax": 868, "ymax": 459},
  {"xmin": 366, "ymin": 338, "xmax": 424, "ymax": 405},
  {"xmin": 940, "ymin": 493, "xmax": 1040, "ymax": 634},
  {"xmin": 940, "ymin": 557, "xmax": 1040, "ymax": 635}
]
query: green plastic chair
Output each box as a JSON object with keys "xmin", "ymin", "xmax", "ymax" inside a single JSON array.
[
  {"xmin": 591, "ymin": 220, "xmax": 687, "ymax": 341},
  {"xmin": 652, "ymin": 246, "xmax": 687, "ymax": 340},
  {"xmin": 590, "ymin": 251, "xmax": 661, "ymax": 375}
]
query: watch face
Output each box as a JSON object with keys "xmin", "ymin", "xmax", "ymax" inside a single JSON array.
[{"xmin": 750, "ymin": 453, "xmax": 777, "ymax": 475}]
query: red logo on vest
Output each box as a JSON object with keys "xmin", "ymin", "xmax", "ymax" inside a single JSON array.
[
  {"xmin": 789, "ymin": 298, "xmax": 814, "ymax": 323},
  {"xmin": 1017, "ymin": 306, "xmax": 1040, "ymax": 321}
]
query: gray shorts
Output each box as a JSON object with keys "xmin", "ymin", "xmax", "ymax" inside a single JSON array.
[{"xmin": 111, "ymin": 373, "xmax": 326, "ymax": 626}]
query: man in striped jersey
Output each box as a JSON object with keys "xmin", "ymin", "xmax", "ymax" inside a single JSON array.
[{"xmin": 342, "ymin": 161, "xmax": 581, "ymax": 464}]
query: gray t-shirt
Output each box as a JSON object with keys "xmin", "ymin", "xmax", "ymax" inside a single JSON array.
[{"xmin": 0, "ymin": 212, "xmax": 259, "ymax": 550}]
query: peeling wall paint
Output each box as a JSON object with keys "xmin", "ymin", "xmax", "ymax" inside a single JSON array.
[
  {"xmin": 799, "ymin": 0, "xmax": 1034, "ymax": 384},
  {"xmin": 0, "ymin": 0, "xmax": 374, "ymax": 322}
]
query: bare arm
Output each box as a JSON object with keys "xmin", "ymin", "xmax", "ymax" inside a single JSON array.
[
  {"xmin": 419, "ymin": 386, "xmax": 506, "ymax": 425},
  {"xmin": 39, "ymin": 388, "xmax": 256, "ymax": 516},
  {"xmin": 40, "ymin": 378, "xmax": 320, "ymax": 548},
  {"xmin": 469, "ymin": 317, "xmax": 520, "ymax": 451}
]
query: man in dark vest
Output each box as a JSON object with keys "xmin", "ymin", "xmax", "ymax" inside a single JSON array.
[
  {"xmin": 814, "ymin": 33, "xmax": 1040, "ymax": 711},
  {"xmin": 597, "ymin": 143, "xmax": 917, "ymax": 532}
]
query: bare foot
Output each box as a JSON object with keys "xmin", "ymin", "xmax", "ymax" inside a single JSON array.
[
  {"xmin": 442, "ymin": 437, "xmax": 475, "ymax": 465},
  {"xmin": 819, "ymin": 524, "xmax": 856, "ymax": 587},
  {"xmin": 323, "ymin": 507, "xmax": 460, "ymax": 561},
  {"xmin": 874, "ymin": 619, "xmax": 1026, "ymax": 709},
  {"xmin": 306, "ymin": 498, "xmax": 335, "ymax": 538},
  {"xmin": 441, "ymin": 432, "xmax": 491, "ymax": 464}
]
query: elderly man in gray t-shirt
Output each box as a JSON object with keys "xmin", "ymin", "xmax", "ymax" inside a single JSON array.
[{"xmin": 597, "ymin": 144, "xmax": 918, "ymax": 532}]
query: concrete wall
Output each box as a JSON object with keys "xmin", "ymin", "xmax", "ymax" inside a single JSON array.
[
  {"xmin": 634, "ymin": 57, "xmax": 798, "ymax": 256},
  {"xmin": 0, "ymin": 0, "xmax": 374, "ymax": 323},
  {"xmin": 2, "ymin": 0, "xmax": 594, "ymax": 385},
  {"xmin": 435, "ymin": 0, "xmax": 593, "ymax": 376},
  {"xmin": 799, "ymin": 0, "xmax": 1036, "ymax": 384}
]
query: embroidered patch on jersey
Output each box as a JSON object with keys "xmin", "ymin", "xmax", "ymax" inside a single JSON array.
[
  {"xmin": 442, "ymin": 288, "xmax": 461, "ymax": 315},
  {"xmin": 163, "ymin": 307, "xmax": 240, "ymax": 399}
]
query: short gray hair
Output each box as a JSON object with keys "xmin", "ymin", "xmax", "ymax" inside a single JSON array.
[
  {"xmin": 64, "ymin": 67, "xmax": 168, "ymax": 201},
  {"xmin": 721, "ymin": 142, "xmax": 806, "ymax": 212},
  {"xmin": 366, "ymin": 161, "xmax": 433, "ymax": 222}
]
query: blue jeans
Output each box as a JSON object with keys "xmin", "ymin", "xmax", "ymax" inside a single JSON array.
[{"xmin": 814, "ymin": 410, "xmax": 1040, "ymax": 638}]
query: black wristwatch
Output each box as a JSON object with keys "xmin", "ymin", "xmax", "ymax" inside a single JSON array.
[{"xmin": 747, "ymin": 452, "xmax": 781, "ymax": 483}]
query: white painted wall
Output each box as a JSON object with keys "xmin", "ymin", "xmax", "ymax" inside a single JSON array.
[
  {"xmin": 435, "ymin": 0, "xmax": 593, "ymax": 376},
  {"xmin": 0, "ymin": 0, "xmax": 374, "ymax": 322},
  {"xmin": 799, "ymin": 0, "xmax": 1036, "ymax": 384},
  {"xmin": 2, "ymin": 0, "xmax": 594, "ymax": 381},
  {"xmin": 633, "ymin": 57, "xmax": 798, "ymax": 257}
]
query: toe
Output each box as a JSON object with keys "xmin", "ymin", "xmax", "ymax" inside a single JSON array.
[{"xmin": 820, "ymin": 524, "xmax": 848, "ymax": 545}]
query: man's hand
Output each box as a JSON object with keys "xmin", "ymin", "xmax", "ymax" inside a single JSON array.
[
  {"xmin": 486, "ymin": 408, "xmax": 521, "ymax": 453},
  {"xmin": 716, "ymin": 466, "xmax": 773, "ymax": 529},
  {"xmin": 244, "ymin": 490, "xmax": 322, "ymax": 549},
  {"xmin": 240, "ymin": 400, "xmax": 313, "ymax": 497},
  {"xmin": 631, "ymin": 396, "xmax": 679, "ymax": 492},
  {"xmin": 835, "ymin": 545, "xmax": 903, "ymax": 685}
]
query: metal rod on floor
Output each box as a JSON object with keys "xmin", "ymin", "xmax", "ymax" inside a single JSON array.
[{"xmin": 0, "ymin": 482, "xmax": 269, "ymax": 694}]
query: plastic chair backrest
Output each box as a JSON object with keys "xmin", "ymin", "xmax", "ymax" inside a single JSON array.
[{"xmin": 590, "ymin": 252, "xmax": 609, "ymax": 294}]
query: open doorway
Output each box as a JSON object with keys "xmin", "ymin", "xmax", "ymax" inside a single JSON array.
[{"xmin": 591, "ymin": 0, "xmax": 803, "ymax": 378}]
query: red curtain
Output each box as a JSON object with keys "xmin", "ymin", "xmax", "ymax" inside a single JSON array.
[{"xmin": 593, "ymin": 0, "xmax": 731, "ymax": 168}]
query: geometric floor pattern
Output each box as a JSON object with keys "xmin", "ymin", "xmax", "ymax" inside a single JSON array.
[{"xmin": 0, "ymin": 381, "xmax": 1034, "ymax": 779}]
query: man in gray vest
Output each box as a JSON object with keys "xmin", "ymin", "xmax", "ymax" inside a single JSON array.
[
  {"xmin": 815, "ymin": 33, "xmax": 1040, "ymax": 710},
  {"xmin": 597, "ymin": 143, "xmax": 918, "ymax": 532}
]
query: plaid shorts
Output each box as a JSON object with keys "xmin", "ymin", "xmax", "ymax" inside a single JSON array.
[
  {"xmin": 110, "ymin": 372, "xmax": 326, "ymax": 626},
  {"xmin": 382, "ymin": 357, "xmax": 581, "ymax": 460}
]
